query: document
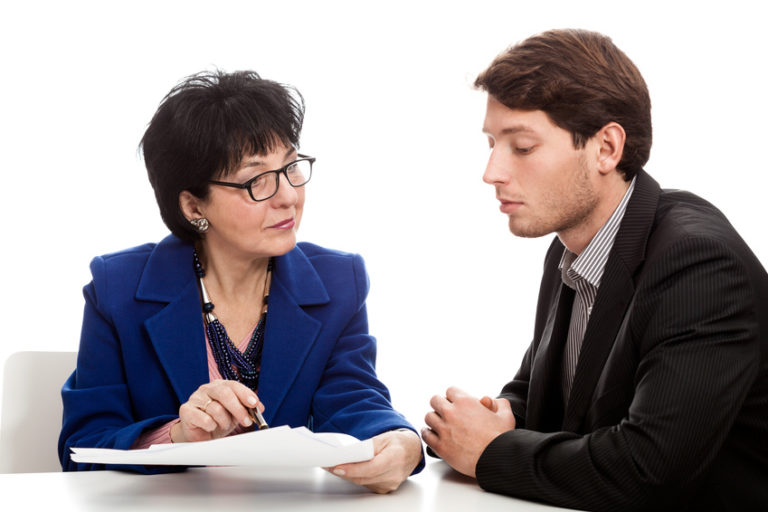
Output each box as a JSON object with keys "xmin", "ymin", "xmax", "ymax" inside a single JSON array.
[{"xmin": 70, "ymin": 426, "xmax": 374, "ymax": 467}]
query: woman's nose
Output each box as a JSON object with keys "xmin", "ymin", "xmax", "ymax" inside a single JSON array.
[{"xmin": 271, "ymin": 172, "xmax": 299, "ymax": 206}]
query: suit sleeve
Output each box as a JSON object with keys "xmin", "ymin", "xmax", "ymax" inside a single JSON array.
[
  {"xmin": 476, "ymin": 237, "xmax": 761, "ymax": 511},
  {"xmin": 58, "ymin": 256, "xmax": 181, "ymax": 473},
  {"xmin": 308, "ymin": 254, "xmax": 424, "ymax": 473},
  {"xmin": 498, "ymin": 346, "xmax": 533, "ymax": 428}
]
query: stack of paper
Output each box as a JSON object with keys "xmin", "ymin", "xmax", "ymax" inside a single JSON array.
[{"xmin": 70, "ymin": 426, "xmax": 374, "ymax": 467}]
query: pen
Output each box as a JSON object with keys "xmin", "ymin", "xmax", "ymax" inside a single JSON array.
[{"xmin": 248, "ymin": 407, "xmax": 269, "ymax": 430}]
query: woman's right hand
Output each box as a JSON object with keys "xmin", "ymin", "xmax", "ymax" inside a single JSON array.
[{"xmin": 170, "ymin": 379, "xmax": 264, "ymax": 443}]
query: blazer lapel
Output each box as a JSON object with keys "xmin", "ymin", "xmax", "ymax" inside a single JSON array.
[
  {"xmin": 563, "ymin": 171, "xmax": 661, "ymax": 431},
  {"xmin": 527, "ymin": 281, "xmax": 573, "ymax": 431},
  {"xmin": 256, "ymin": 244, "xmax": 330, "ymax": 423},
  {"xmin": 137, "ymin": 236, "xmax": 209, "ymax": 404},
  {"xmin": 134, "ymin": 238, "xmax": 331, "ymax": 414},
  {"xmin": 562, "ymin": 256, "xmax": 634, "ymax": 431}
]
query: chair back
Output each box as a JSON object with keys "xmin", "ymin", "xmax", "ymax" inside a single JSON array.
[{"xmin": 0, "ymin": 351, "xmax": 77, "ymax": 473}]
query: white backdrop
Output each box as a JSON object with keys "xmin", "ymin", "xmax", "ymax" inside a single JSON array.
[{"xmin": 1, "ymin": 0, "xmax": 766, "ymax": 432}]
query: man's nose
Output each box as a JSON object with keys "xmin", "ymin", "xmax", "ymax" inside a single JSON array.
[{"xmin": 482, "ymin": 149, "xmax": 510, "ymax": 185}]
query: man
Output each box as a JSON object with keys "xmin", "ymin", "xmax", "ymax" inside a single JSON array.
[{"xmin": 423, "ymin": 29, "xmax": 767, "ymax": 511}]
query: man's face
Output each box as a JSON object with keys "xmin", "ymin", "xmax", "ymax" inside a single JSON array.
[{"xmin": 482, "ymin": 96, "xmax": 599, "ymax": 240}]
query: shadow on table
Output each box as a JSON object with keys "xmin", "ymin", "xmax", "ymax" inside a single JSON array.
[{"xmin": 73, "ymin": 466, "xmax": 420, "ymax": 511}]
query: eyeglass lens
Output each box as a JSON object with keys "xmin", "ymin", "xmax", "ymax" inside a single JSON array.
[{"xmin": 250, "ymin": 160, "xmax": 312, "ymax": 200}]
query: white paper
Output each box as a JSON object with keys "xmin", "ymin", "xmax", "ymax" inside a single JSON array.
[{"xmin": 70, "ymin": 426, "xmax": 374, "ymax": 467}]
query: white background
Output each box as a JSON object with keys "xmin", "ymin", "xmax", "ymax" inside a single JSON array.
[{"xmin": 1, "ymin": 0, "xmax": 766, "ymax": 432}]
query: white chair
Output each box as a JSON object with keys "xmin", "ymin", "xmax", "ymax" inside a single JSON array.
[{"xmin": 0, "ymin": 351, "xmax": 77, "ymax": 473}]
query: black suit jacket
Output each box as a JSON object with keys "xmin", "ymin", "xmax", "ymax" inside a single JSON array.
[{"xmin": 476, "ymin": 171, "xmax": 768, "ymax": 511}]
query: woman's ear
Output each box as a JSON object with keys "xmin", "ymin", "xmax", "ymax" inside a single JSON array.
[
  {"xmin": 595, "ymin": 122, "xmax": 626, "ymax": 175},
  {"xmin": 179, "ymin": 190, "xmax": 204, "ymax": 222}
]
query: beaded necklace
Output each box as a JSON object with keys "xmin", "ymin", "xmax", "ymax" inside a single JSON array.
[{"xmin": 193, "ymin": 250, "xmax": 272, "ymax": 391}]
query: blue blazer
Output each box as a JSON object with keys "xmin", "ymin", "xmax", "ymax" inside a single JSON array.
[{"xmin": 59, "ymin": 235, "xmax": 422, "ymax": 473}]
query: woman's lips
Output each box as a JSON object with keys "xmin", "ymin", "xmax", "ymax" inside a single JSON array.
[{"xmin": 269, "ymin": 217, "xmax": 295, "ymax": 229}]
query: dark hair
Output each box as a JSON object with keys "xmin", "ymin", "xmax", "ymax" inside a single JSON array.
[
  {"xmin": 475, "ymin": 29, "xmax": 651, "ymax": 180},
  {"xmin": 140, "ymin": 70, "xmax": 305, "ymax": 241}
]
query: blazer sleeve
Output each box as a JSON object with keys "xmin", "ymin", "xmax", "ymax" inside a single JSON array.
[
  {"xmin": 308, "ymin": 254, "xmax": 424, "ymax": 473},
  {"xmin": 498, "ymin": 346, "xmax": 532, "ymax": 428},
  {"xmin": 476, "ymin": 236, "xmax": 762, "ymax": 511},
  {"xmin": 58, "ymin": 256, "xmax": 181, "ymax": 473}
]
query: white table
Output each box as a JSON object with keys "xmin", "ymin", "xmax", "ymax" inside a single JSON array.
[{"xmin": 0, "ymin": 459, "xmax": 579, "ymax": 511}]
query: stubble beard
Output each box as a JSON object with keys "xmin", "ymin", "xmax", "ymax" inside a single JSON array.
[{"xmin": 507, "ymin": 157, "xmax": 599, "ymax": 239}]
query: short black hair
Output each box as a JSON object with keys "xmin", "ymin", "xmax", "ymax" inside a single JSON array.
[{"xmin": 140, "ymin": 70, "xmax": 305, "ymax": 241}]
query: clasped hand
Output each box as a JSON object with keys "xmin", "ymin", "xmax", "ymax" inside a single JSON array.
[{"xmin": 422, "ymin": 387, "xmax": 516, "ymax": 478}]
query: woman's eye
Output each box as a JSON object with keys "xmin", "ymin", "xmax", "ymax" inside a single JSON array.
[
  {"xmin": 516, "ymin": 146, "xmax": 534, "ymax": 154},
  {"xmin": 250, "ymin": 175, "xmax": 268, "ymax": 191}
]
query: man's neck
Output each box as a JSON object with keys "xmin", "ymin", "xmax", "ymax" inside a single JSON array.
[{"xmin": 558, "ymin": 178, "xmax": 631, "ymax": 255}]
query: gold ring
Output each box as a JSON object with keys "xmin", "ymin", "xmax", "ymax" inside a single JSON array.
[{"xmin": 200, "ymin": 398, "xmax": 213, "ymax": 412}]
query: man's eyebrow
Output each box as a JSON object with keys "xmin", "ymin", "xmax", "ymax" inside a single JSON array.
[{"xmin": 483, "ymin": 125, "xmax": 537, "ymax": 136}]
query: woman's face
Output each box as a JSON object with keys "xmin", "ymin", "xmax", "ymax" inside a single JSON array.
[{"xmin": 186, "ymin": 143, "xmax": 305, "ymax": 261}]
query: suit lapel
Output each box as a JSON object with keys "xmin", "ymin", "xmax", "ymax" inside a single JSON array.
[
  {"xmin": 136, "ymin": 236, "xmax": 209, "ymax": 404},
  {"xmin": 527, "ymin": 281, "xmax": 573, "ymax": 431},
  {"xmin": 255, "ymin": 245, "xmax": 329, "ymax": 423},
  {"xmin": 562, "ymin": 256, "xmax": 634, "ymax": 431},
  {"xmin": 562, "ymin": 171, "xmax": 661, "ymax": 431},
  {"xmin": 135, "ymin": 239, "xmax": 330, "ymax": 414},
  {"xmin": 144, "ymin": 281, "xmax": 209, "ymax": 403}
]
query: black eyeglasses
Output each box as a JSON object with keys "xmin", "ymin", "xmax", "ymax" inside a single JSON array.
[{"xmin": 209, "ymin": 154, "xmax": 315, "ymax": 202}]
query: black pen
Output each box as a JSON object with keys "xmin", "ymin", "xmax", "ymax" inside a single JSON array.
[{"xmin": 248, "ymin": 407, "xmax": 269, "ymax": 430}]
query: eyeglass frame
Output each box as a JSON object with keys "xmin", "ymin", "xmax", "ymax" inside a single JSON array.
[{"xmin": 208, "ymin": 154, "xmax": 315, "ymax": 202}]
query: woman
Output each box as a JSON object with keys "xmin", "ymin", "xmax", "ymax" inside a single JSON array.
[{"xmin": 58, "ymin": 70, "xmax": 423, "ymax": 493}]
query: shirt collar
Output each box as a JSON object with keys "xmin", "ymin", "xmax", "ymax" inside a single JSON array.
[{"xmin": 559, "ymin": 177, "xmax": 636, "ymax": 289}]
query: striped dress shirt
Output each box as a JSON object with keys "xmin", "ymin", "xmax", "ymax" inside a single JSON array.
[{"xmin": 559, "ymin": 178, "xmax": 636, "ymax": 402}]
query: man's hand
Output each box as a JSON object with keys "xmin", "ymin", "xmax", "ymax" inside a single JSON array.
[{"xmin": 422, "ymin": 387, "xmax": 515, "ymax": 478}]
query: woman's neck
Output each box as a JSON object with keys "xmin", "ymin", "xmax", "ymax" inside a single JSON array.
[{"xmin": 196, "ymin": 241, "xmax": 270, "ymax": 305}]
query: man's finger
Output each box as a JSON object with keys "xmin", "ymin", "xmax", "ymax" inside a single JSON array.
[
  {"xmin": 480, "ymin": 395, "xmax": 498, "ymax": 412},
  {"xmin": 421, "ymin": 427, "xmax": 438, "ymax": 445},
  {"xmin": 429, "ymin": 394, "xmax": 451, "ymax": 415},
  {"xmin": 424, "ymin": 410, "xmax": 445, "ymax": 431},
  {"xmin": 445, "ymin": 386, "xmax": 470, "ymax": 402}
]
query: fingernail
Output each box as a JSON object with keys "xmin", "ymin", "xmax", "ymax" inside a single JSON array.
[
  {"xmin": 333, "ymin": 469, "xmax": 345, "ymax": 476},
  {"xmin": 243, "ymin": 417, "xmax": 252, "ymax": 427},
  {"xmin": 247, "ymin": 396, "xmax": 258, "ymax": 406}
]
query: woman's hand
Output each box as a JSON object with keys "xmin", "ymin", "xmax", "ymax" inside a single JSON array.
[
  {"xmin": 328, "ymin": 429, "xmax": 423, "ymax": 494},
  {"xmin": 170, "ymin": 379, "xmax": 264, "ymax": 443}
]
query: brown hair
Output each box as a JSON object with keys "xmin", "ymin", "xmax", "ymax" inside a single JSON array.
[{"xmin": 475, "ymin": 29, "xmax": 651, "ymax": 180}]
